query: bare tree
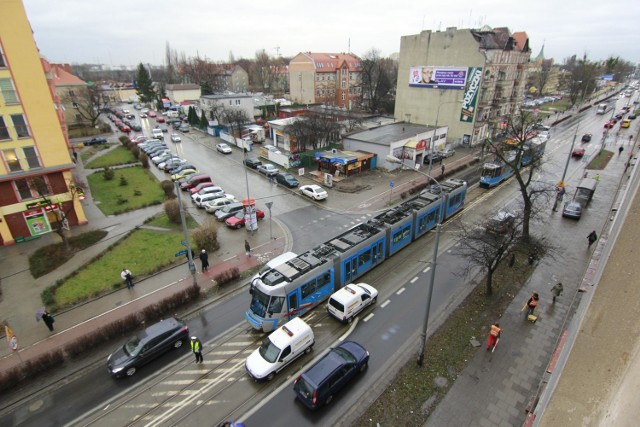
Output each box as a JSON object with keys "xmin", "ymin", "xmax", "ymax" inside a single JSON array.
[
  {"xmin": 559, "ymin": 54, "xmax": 599, "ymax": 105},
  {"xmin": 529, "ymin": 59, "xmax": 553, "ymax": 96},
  {"xmin": 284, "ymin": 113, "xmax": 342, "ymax": 152},
  {"xmin": 222, "ymin": 108, "xmax": 251, "ymax": 139},
  {"xmin": 64, "ymin": 84, "xmax": 106, "ymax": 127},
  {"xmin": 360, "ymin": 49, "xmax": 397, "ymax": 114}
]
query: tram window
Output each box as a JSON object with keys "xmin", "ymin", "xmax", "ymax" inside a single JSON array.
[
  {"xmin": 268, "ymin": 296, "xmax": 284, "ymax": 314},
  {"xmin": 418, "ymin": 217, "xmax": 427, "ymax": 232},
  {"xmin": 289, "ymin": 293, "xmax": 298, "ymax": 310},
  {"xmin": 392, "ymin": 226, "xmax": 410, "ymax": 244},
  {"xmin": 317, "ymin": 271, "xmax": 331, "ymax": 288},
  {"xmin": 359, "ymin": 249, "xmax": 371, "ymax": 266},
  {"xmin": 301, "ymin": 280, "xmax": 317, "ymax": 299}
]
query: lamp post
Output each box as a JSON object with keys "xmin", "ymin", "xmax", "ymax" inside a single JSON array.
[
  {"xmin": 174, "ymin": 181, "xmax": 197, "ymax": 287},
  {"xmin": 386, "ymin": 155, "xmax": 444, "ymax": 366},
  {"xmin": 561, "ymin": 121, "xmax": 580, "ymax": 185},
  {"xmin": 429, "ymin": 100, "xmax": 462, "ymax": 174},
  {"xmin": 265, "ymin": 201, "xmax": 274, "ymax": 240}
]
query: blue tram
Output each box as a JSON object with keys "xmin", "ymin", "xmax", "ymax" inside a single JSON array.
[
  {"xmin": 246, "ymin": 179, "xmax": 468, "ymax": 332},
  {"xmin": 480, "ymin": 138, "xmax": 546, "ymax": 188}
]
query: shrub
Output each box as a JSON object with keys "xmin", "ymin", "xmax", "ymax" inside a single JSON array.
[
  {"xmin": 116, "ymin": 195, "xmax": 128, "ymax": 205},
  {"xmin": 139, "ymin": 153, "xmax": 149, "ymax": 169},
  {"xmin": 191, "ymin": 220, "xmax": 220, "ymax": 253},
  {"xmin": 130, "ymin": 145, "xmax": 140, "ymax": 158},
  {"xmin": 161, "ymin": 180, "xmax": 176, "ymax": 199},
  {"xmin": 164, "ymin": 199, "xmax": 181, "ymax": 224},
  {"xmin": 119, "ymin": 175, "xmax": 129, "ymax": 186},
  {"xmin": 102, "ymin": 167, "xmax": 115, "ymax": 181},
  {"xmin": 119, "ymin": 136, "xmax": 131, "ymax": 145},
  {"xmin": 213, "ymin": 267, "xmax": 240, "ymax": 285},
  {"xmin": 134, "ymin": 189, "xmax": 142, "ymax": 196},
  {"xmin": 0, "ymin": 367, "xmax": 22, "ymax": 394}
]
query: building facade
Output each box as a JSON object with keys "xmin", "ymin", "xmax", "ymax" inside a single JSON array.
[
  {"xmin": 41, "ymin": 61, "xmax": 88, "ymax": 129},
  {"xmin": 165, "ymin": 83, "xmax": 201, "ymax": 103},
  {"xmin": 394, "ymin": 26, "xmax": 531, "ymax": 147},
  {"xmin": 200, "ymin": 93, "xmax": 255, "ymax": 123},
  {"xmin": 0, "ymin": 0, "xmax": 87, "ymax": 245},
  {"xmin": 288, "ymin": 52, "xmax": 362, "ymax": 109}
]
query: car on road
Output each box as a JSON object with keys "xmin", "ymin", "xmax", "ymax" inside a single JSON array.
[
  {"xmin": 170, "ymin": 133, "xmax": 181, "ymax": 143},
  {"xmin": 139, "ymin": 112, "xmax": 147, "ymax": 118},
  {"xmin": 327, "ymin": 283, "xmax": 378, "ymax": 324},
  {"xmin": 214, "ymin": 202, "xmax": 245, "ymax": 221},
  {"xmin": 156, "ymin": 116, "xmax": 166, "ymax": 123},
  {"xmin": 629, "ymin": 114, "xmax": 637, "ymax": 120},
  {"xmin": 423, "ymin": 153, "xmax": 443, "ymax": 164},
  {"xmin": 171, "ymin": 168, "xmax": 198, "ymax": 181},
  {"xmin": 147, "ymin": 111, "xmax": 157, "ymax": 117},
  {"xmin": 299, "ymin": 184, "xmax": 328, "ymax": 201},
  {"xmin": 604, "ymin": 121, "xmax": 615, "ymax": 129},
  {"xmin": 130, "ymin": 124, "xmax": 142, "ymax": 132},
  {"xmin": 216, "ymin": 143, "xmax": 232, "ymax": 154},
  {"xmin": 485, "ymin": 210, "xmax": 516, "ymax": 234},
  {"xmin": 621, "ymin": 119, "xmax": 631, "ymax": 128},
  {"xmin": 243, "ymin": 158, "xmax": 262, "ymax": 169},
  {"xmin": 107, "ymin": 317, "xmax": 189, "ymax": 378},
  {"xmin": 203, "ymin": 196, "xmax": 237, "ymax": 213},
  {"xmin": 225, "ymin": 209, "xmax": 265, "ymax": 229},
  {"xmin": 293, "ymin": 340, "xmax": 369, "ymax": 409},
  {"xmin": 275, "ymin": 172, "xmax": 299, "ymax": 188},
  {"xmin": 572, "ymin": 147, "xmax": 586, "ymax": 158},
  {"xmin": 179, "ymin": 124, "xmax": 190, "ymax": 132},
  {"xmin": 257, "ymin": 164, "xmax": 278, "ymax": 176},
  {"xmin": 437, "ymin": 147, "xmax": 456, "ymax": 158},
  {"xmin": 562, "ymin": 201, "xmax": 582, "ymax": 219},
  {"xmin": 84, "ymin": 137, "xmax": 107, "ymax": 146},
  {"xmin": 581, "ymin": 134, "xmax": 592, "ymax": 143}
]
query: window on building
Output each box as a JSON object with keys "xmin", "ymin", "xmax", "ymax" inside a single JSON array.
[
  {"xmin": 14, "ymin": 177, "xmax": 50, "ymax": 200},
  {"xmin": 0, "ymin": 116, "xmax": 10, "ymax": 140},
  {"xmin": 68, "ymin": 89, "xmax": 75, "ymax": 97},
  {"xmin": 0, "ymin": 47, "xmax": 6, "ymax": 68},
  {"xmin": 341, "ymin": 80, "xmax": 347, "ymax": 89},
  {"xmin": 3, "ymin": 149, "xmax": 22, "ymax": 172},
  {"xmin": 0, "ymin": 78, "xmax": 19, "ymax": 104},
  {"xmin": 23, "ymin": 146, "xmax": 41, "ymax": 168},
  {"xmin": 10, "ymin": 114, "xmax": 30, "ymax": 138},
  {"xmin": 341, "ymin": 93, "xmax": 346, "ymax": 101}
]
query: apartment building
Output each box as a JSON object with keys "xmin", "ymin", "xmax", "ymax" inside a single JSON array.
[
  {"xmin": 288, "ymin": 52, "xmax": 362, "ymax": 109},
  {"xmin": 0, "ymin": 0, "xmax": 87, "ymax": 245},
  {"xmin": 41, "ymin": 61, "xmax": 88, "ymax": 129},
  {"xmin": 394, "ymin": 26, "xmax": 531, "ymax": 147}
]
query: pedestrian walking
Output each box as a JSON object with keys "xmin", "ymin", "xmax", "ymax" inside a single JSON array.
[
  {"xmin": 199, "ymin": 249, "xmax": 209, "ymax": 272},
  {"xmin": 594, "ymin": 173, "xmax": 601, "ymax": 181},
  {"xmin": 619, "ymin": 146, "xmax": 624, "ymax": 155},
  {"xmin": 587, "ymin": 230, "xmax": 598, "ymax": 248},
  {"xmin": 522, "ymin": 292, "xmax": 539, "ymax": 316},
  {"xmin": 441, "ymin": 163, "xmax": 445, "ymax": 178},
  {"xmin": 486, "ymin": 323, "xmax": 501, "ymax": 352},
  {"xmin": 190, "ymin": 336, "xmax": 203, "ymax": 363},
  {"xmin": 41, "ymin": 310, "xmax": 55, "ymax": 332},
  {"xmin": 551, "ymin": 282, "xmax": 563, "ymax": 303},
  {"xmin": 121, "ymin": 268, "xmax": 134, "ymax": 289},
  {"xmin": 245, "ymin": 240, "xmax": 251, "ymax": 257}
]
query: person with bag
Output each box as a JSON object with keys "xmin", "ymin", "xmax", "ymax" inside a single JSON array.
[
  {"xmin": 121, "ymin": 268, "xmax": 134, "ymax": 289},
  {"xmin": 41, "ymin": 310, "xmax": 55, "ymax": 332},
  {"xmin": 587, "ymin": 230, "xmax": 598, "ymax": 248},
  {"xmin": 523, "ymin": 292, "xmax": 539, "ymax": 316}
]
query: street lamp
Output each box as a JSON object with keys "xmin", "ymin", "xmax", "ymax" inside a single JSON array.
[
  {"xmin": 265, "ymin": 201, "xmax": 274, "ymax": 240},
  {"xmin": 174, "ymin": 181, "xmax": 197, "ymax": 287},
  {"xmin": 386, "ymin": 155, "xmax": 444, "ymax": 366},
  {"xmin": 561, "ymin": 120, "xmax": 580, "ymax": 185},
  {"xmin": 428, "ymin": 100, "xmax": 463, "ymax": 174}
]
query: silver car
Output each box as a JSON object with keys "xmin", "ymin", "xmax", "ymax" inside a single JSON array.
[{"xmin": 562, "ymin": 201, "xmax": 582, "ymax": 219}]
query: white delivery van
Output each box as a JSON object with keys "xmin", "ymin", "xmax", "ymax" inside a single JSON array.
[
  {"xmin": 327, "ymin": 283, "xmax": 378, "ymax": 323},
  {"xmin": 245, "ymin": 317, "xmax": 314, "ymax": 381},
  {"xmin": 250, "ymin": 251, "xmax": 297, "ymax": 286},
  {"xmin": 167, "ymin": 110, "xmax": 179, "ymax": 118}
]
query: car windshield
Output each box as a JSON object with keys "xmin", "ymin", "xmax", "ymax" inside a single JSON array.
[
  {"xmin": 332, "ymin": 346, "xmax": 356, "ymax": 363},
  {"xmin": 258, "ymin": 338, "xmax": 282, "ymax": 363},
  {"xmin": 123, "ymin": 335, "xmax": 143, "ymax": 356}
]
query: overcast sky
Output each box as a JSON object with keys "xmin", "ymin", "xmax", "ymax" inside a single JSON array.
[{"xmin": 22, "ymin": 0, "xmax": 639, "ymax": 68}]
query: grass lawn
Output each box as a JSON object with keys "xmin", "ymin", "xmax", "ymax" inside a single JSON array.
[
  {"xmin": 587, "ymin": 149, "xmax": 614, "ymax": 170},
  {"xmin": 87, "ymin": 166, "xmax": 165, "ymax": 215},
  {"xmin": 85, "ymin": 145, "xmax": 138, "ymax": 169},
  {"xmin": 80, "ymin": 144, "xmax": 112, "ymax": 163},
  {"xmin": 147, "ymin": 212, "xmax": 198, "ymax": 229},
  {"xmin": 52, "ymin": 228, "xmax": 185, "ymax": 308}
]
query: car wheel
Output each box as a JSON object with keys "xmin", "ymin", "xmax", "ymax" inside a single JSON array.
[
  {"xmin": 304, "ymin": 345, "xmax": 313, "ymax": 355},
  {"xmin": 372, "ymin": 296, "xmax": 377, "ymax": 305},
  {"xmin": 173, "ymin": 339, "xmax": 183, "ymax": 349},
  {"xmin": 266, "ymin": 372, "xmax": 275, "ymax": 381},
  {"xmin": 325, "ymin": 395, "xmax": 333, "ymax": 405},
  {"xmin": 359, "ymin": 362, "xmax": 368, "ymax": 373},
  {"xmin": 125, "ymin": 366, "xmax": 137, "ymax": 377},
  {"xmin": 347, "ymin": 316, "xmax": 353, "ymax": 324},
  {"xmin": 236, "ymin": 224, "xmax": 242, "ymax": 229}
]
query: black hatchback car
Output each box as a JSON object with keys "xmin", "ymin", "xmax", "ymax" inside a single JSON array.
[
  {"xmin": 107, "ymin": 317, "xmax": 189, "ymax": 377},
  {"xmin": 293, "ymin": 340, "xmax": 369, "ymax": 409},
  {"xmin": 243, "ymin": 158, "xmax": 263, "ymax": 169},
  {"xmin": 275, "ymin": 172, "xmax": 299, "ymax": 188}
]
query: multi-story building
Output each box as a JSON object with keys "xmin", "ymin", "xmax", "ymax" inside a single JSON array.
[
  {"xmin": 288, "ymin": 52, "xmax": 362, "ymax": 109},
  {"xmin": 0, "ymin": 0, "xmax": 87, "ymax": 245},
  {"xmin": 213, "ymin": 64, "xmax": 249, "ymax": 93},
  {"xmin": 41, "ymin": 61, "xmax": 88, "ymax": 129},
  {"xmin": 165, "ymin": 84, "xmax": 201, "ymax": 104},
  {"xmin": 394, "ymin": 26, "xmax": 531, "ymax": 147},
  {"xmin": 200, "ymin": 93, "xmax": 255, "ymax": 124}
]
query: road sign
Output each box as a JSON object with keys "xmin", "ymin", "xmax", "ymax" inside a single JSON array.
[
  {"xmin": 180, "ymin": 240, "xmax": 188, "ymax": 247},
  {"xmin": 390, "ymin": 181, "xmax": 395, "ymax": 188},
  {"xmin": 175, "ymin": 249, "xmax": 188, "ymax": 257}
]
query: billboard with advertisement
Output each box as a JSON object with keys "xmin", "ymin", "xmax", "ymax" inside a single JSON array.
[
  {"xmin": 459, "ymin": 67, "xmax": 483, "ymax": 123},
  {"xmin": 409, "ymin": 66, "xmax": 468, "ymax": 90}
]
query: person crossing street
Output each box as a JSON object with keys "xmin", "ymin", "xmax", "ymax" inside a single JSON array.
[{"xmin": 190, "ymin": 336, "xmax": 203, "ymax": 363}]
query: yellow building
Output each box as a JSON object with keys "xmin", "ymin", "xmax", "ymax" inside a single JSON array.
[{"xmin": 0, "ymin": 0, "xmax": 87, "ymax": 245}]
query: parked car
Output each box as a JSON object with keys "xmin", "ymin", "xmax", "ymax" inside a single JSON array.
[
  {"xmin": 214, "ymin": 202, "xmax": 245, "ymax": 221},
  {"xmin": 437, "ymin": 147, "xmax": 456, "ymax": 158},
  {"xmin": 562, "ymin": 201, "xmax": 583, "ymax": 219},
  {"xmin": 106, "ymin": 317, "xmax": 189, "ymax": 378},
  {"xmin": 243, "ymin": 158, "xmax": 262, "ymax": 169},
  {"xmin": 171, "ymin": 168, "xmax": 198, "ymax": 181},
  {"xmin": 168, "ymin": 163, "xmax": 196, "ymax": 175},
  {"xmin": 180, "ymin": 174, "xmax": 211, "ymax": 191},
  {"xmin": 275, "ymin": 172, "xmax": 299, "ymax": 188},
  {"xmin": 484, "ymin": 211, "xmax": 516, "ymax": 234},
  {"xmin": 581, "ymin": 134, "xmax": 592, "ymax": 143},
  {"xmin": 572, "ymin": 147, "xmax": 586, "ymax": 158},
  {"xmin": 216, "ymin": 143, "xmax": 233, "ymax": 154},
  {"xmin": 293, "ymin": 340, "xmax": 369, "ymax": 409},
  {"xmin": 225, "ymin": 209, "xmax": 265, "ymax": 229},
  {"xmin": 257, "ymin": 164, "xmax": 278, "ymax": 176},
  {"xmin": 84, "ymin": 137, "xmax": 107, "ymax": 146},
  {"xmin": 203, "ymin": 196, "xmax": 237, "ymax": 213},
  {"xmin": 189, "ymin": 182, "xmax": 216, "ymax": 195},
  {"xmin": 191, "ymin": 186, "xmax": 224, "ymax": 202},
  {"xmin": 170, "ymin": 133, "xmax": 181, "ymax": 143},
  {"xmin": 423, "ymin": 153, "xmax": 443, "ymax": 164},
  {"xmin": 299, "ymin": 184, "xmax": 328, "ymax": 201},
  {"xmin": 196, "ymin": 192, "xmax": 232, "ymax": 208}
]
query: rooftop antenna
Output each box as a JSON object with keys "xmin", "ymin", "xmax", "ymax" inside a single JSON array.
[
  {"xmin": 348, "ymin": 38, "xmax": 351, "ymax": 53},
  {"xmin": 272, "ymin": 46, "xmax": 281, "ymax": 56}
]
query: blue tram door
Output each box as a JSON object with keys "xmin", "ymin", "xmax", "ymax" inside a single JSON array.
[{"xmin": 287, "ymin": 291, "xmax": 299, "ymax": 320}]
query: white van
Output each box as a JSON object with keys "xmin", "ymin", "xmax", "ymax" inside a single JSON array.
[
  {"xmin": 167, "ymin": 110, "xmax": 180, "ymax": 118},
  {"xmin": 250, "ymin": 251, "xmax": 297, "ymax": 286},
  {"xmin": 327, "ymin": 283, "xmax": 378, "ymax": 323},
  {"xmin": 245, "ymin": 317, "xmax": 314, "ymax": 381},
  {"xmin": 152, "ymin": 128, "xmax": 164, "ymax": 139}
]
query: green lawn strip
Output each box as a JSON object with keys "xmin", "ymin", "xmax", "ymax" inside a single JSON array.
[
  {"xmin": 87, "ymin": 166, "xmax": 165, "ymax": 215},
  {"xmin": 85, "ymin": 145, "xmax": 137, "ymax": 169},
  {"xmin": 587, "ymin": 149, "xmax": 613, "ymax": 170},
  {"xmin": 354, "ymin": 247, "xmax": 535, "ymax": 426},
  {"xmin": 146, "ymin": 212, "xmax": 198, "ymax": 229},
  {"xmin": 29, "ymin": 230, "xmax": 109, "ymax": 278},
  {"xmin": 53, "ymin": 228, "xmax": 184, "ymax": 307},
  {"xmin": 79, "ymin": 144, "xmax": 112, "ymax": 163}
]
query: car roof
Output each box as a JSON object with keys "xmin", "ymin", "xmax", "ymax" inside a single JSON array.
[{"xmin": 139, "ymin": 317, "xmax": 183, "ymax": 340}]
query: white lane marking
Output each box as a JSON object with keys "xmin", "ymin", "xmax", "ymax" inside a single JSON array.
[
  {"xmin": 396, "ymin": 288, "xmax": 406, "ymax": 295},
  {"xmin": 363, "ymin": 313, "xmax": 374, "ymax": 322},
  {"xmin": 380, "ymin": 299, "xmax": 391, "ymax": 308},
  {"xmin": 410, "ymin": 277, "xmax": 419, "ymax": 284},
  {"xmin": 423, "ymin": 266, "xmax": 431, "ymax": 273}
]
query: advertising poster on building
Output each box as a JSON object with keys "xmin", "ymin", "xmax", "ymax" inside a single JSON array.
[
  {"xmin": 24, "ymin": 208, "xmax": 51, "ymax": 236},
  {"xmin": 409, "ymin": 66, "xmax": 468, "ymax": 90},
  {"xmin": 460, "ymin": 67, "xmax": 483, "ymax": 123}
]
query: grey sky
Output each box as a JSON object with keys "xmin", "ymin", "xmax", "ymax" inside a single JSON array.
[{"xmin": 22, "ymin": 0, "xmax": 639, "ymax": 67}]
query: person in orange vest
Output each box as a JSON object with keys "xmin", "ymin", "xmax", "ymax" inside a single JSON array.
[
  {"xmin": 526, "ymin": 292, "xmax": 539, "ymax": 316},
  {"xmin": 487, "ymin": 323, "xmax": 501, "ymax": 351}
]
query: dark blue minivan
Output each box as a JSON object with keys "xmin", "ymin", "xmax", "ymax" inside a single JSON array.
[{"xmin": 293, "ymin": 341, "xmax": 369, "ymax": 409}]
